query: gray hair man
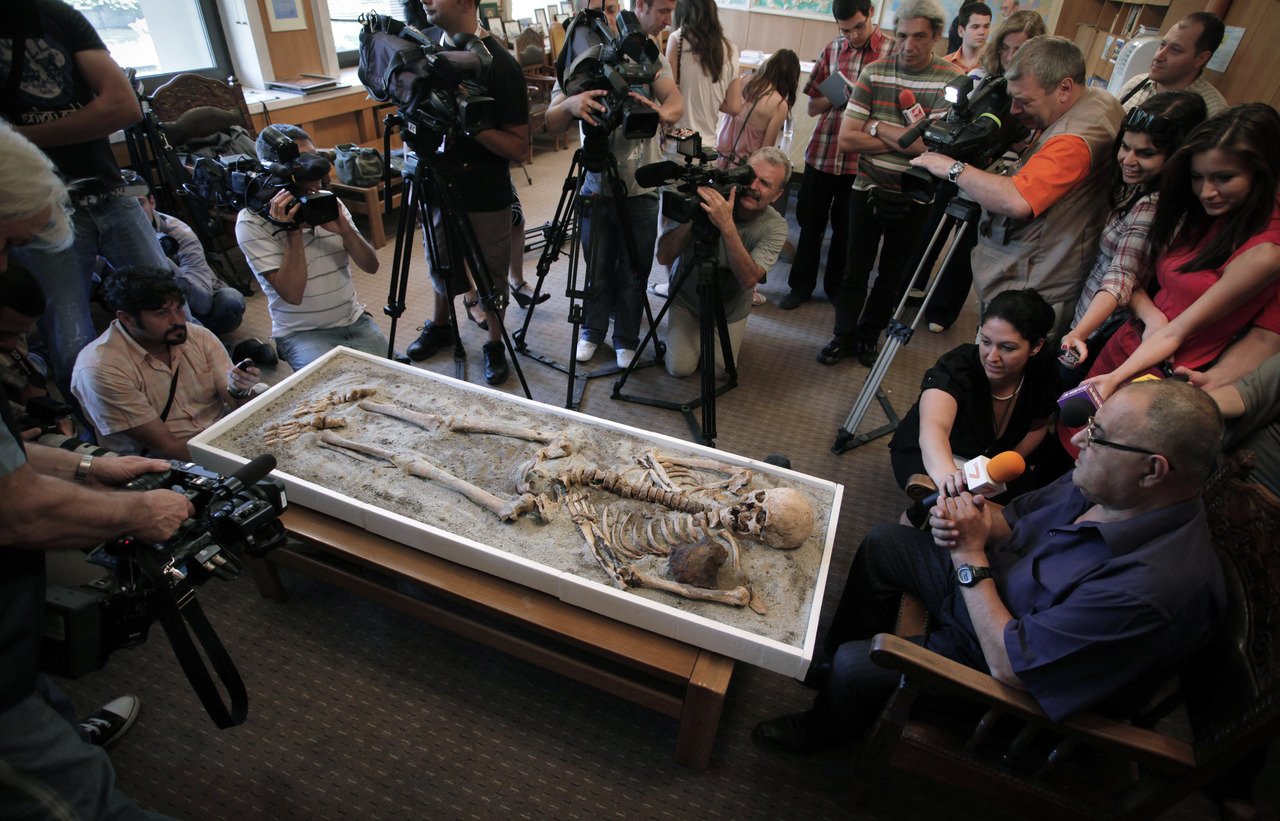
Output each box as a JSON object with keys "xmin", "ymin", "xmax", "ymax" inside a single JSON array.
[{"xmin": 910, "ymin": 35, "xmax": 1123, "ymax": 341}]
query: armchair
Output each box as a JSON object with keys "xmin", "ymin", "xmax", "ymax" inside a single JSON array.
[{"xmin": 854, "ymin": 450, "xmax": 1280, "ymax": 820}]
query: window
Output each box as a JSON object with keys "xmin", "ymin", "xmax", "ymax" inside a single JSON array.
[
  {"xmin": 330, "ymin": 0, "xmax": 406, "ymax": 66},
  {"xmin": 70, "ymin": 0, "xmax": 233, "ymax": 86}
]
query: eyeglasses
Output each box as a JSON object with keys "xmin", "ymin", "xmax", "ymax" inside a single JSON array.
[
  {"xmin": 1122, "ymin": 107, "xmax": 1177, "ymax": 139},
  {"xmin": 1083, "ymin": 416, "xmax": 1160, "ymax": 457}
]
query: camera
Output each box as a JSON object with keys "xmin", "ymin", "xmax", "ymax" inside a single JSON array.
[
  {"xmin": 15, "ymin": 395, "xmax": 74, "ymax": 437},
  {"xmin": 41, "ymin": 442, "xmax": 287, "ymax": 698},
  {"xmin": 899, "ymin": 75, "xmax": 1030, "ymax": 203},
  {"xmin": 558, "ymin": 9, "xmax": 661, "ymax": 140},
  {"xmin": 243, "ymin": 126, "xmax": 342, "ymax": 228},
  {"xmin": 636, "ymin": 131, "xmax": 756, "ymax": 223},
  {"xmin": 358, "ymin": 13, "xmax": 497, "ymax": 151}
]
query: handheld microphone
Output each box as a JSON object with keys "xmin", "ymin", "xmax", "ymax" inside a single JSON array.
[
  {"xmin": 899, "ymin": 89, "xmax": 926, "ymax": 125},
  {"xmin": 921, "ymin": 451, "xmax": 1026, "ymax": 506},
  {"xmin": 634, "ymin": 160, "xmax": 682, "ymax": 189}
]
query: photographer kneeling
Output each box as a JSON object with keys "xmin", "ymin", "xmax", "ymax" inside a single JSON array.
[
  {"xmin": 656, "ymin": 147, "xmax": 790, "ymax": 377},
  {"xmin": 235, "ymin": 125, "xmax": 388, "ymax": 371}
]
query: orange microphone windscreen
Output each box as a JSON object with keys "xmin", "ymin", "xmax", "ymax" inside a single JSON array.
[{"xmin": 987, "ymin": 451, "xmax": 1027, "ymax": 484}]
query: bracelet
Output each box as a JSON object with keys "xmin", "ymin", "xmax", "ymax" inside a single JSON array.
[
  {"xmin": 73, "ymin": 453, "xmax": 94, "ymax": 483},
  {"xmin": 229, "ymin": 387, "xmax": 250, "ymax": 398}
]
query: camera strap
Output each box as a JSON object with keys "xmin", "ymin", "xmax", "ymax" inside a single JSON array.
[
  {"xmin": 138, "ymin": 551, "xmax": 249, "ymax": 728},
  {"xmin": 138, "ymin": 365, "xmax": 180, "ymax": 458}
]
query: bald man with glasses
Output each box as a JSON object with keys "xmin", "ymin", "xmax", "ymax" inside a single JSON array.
[{"xmin": 755, "ymin": 378, "xmax": 1228, "ymax": 755}]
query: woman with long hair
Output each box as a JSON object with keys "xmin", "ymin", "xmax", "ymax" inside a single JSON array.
[
  {"xmin": 715, "ymin": 49, "xmax": 800, "ymax": 168},
  {"xmin": 666, "ymin": 0, "xmax": 742, "ymax": 144},
  {"xmin": 976, "ymin": 9, "xmax": 1046, "ymax": 80},
  {"xmin": 889, "ymin": 288, "xmax": 1061, "ymax": 518},
  {"xmin": 1058, "ymin": 91, "xmax": 1207, "ymax": 384},
  {"xmin": 1085, "ymin": 103, "xmax": 1280, "ymax": 401}
]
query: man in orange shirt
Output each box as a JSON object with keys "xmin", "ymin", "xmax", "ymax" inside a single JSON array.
[
  {"xmin": 910, "ymin": 36, "xmax": 1122, "ymax": 341},
  {"xmin": 942, "ymin": 2, "xmax": 990, "ymax": 75}
]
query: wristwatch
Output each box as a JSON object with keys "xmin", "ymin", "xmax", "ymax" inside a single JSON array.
[
  {"xmin": 73, "ymin": 453, "xmax": 94, "ymax": 483},
  {"xmin": 955, "ymin": 564, "xmax": 992, "ymax": 587},
  {"xmin": 947, "ymin": 160, "xmax": 966, "ymax": 183},
  {"xmin": 868, "ymin": 120, "xmax": 880, "ymax": 139}
]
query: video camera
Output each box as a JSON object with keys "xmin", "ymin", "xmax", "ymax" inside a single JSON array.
[
  {"xmin": 898, "ymin": 75, "xmax": 1030, "ymax": 203},
  {"xmin": 557, "ymin": 9, "xmax": 661, "ymax": 141},
  {"xmin": 358, "ymin": 12, "xmax": 497, "ymax": 151},
  {"xmin": 42, "ymin": 441, "xmax": 287, "ymax": 726},
  {"xmin": 185, "ymin": 126, "xmax": 340, "ymax": 229},
  {"xmin": 635, "ymin": 130, "xmax": 756, "ymax": 223}
]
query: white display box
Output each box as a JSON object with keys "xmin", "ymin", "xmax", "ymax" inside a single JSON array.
[{"xmin": 190, "ymin": 348, "xmax": 842, "ymax": 678}]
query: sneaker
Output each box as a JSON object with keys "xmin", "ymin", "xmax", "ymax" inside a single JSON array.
[
  {"xmin": 406, "ymin": 322, "xmax": 453, "ymax": 362},
  {"xmin": 779, "ymin": 292, "xmax": 809, "ymax": 311},
  {"xmin": 576, "ymin": 338, "xmax": 598, "ymax": 362},
  {"xmin": 648, "ymin": 281, "xmax": 670, "ymax": 298},
  {"xmin": 907, "ymin": 287, "xmax": 927, "ymax": 300},
  {"xmin": 928, "ymin": 322, "xmax": 946, "ymax": 333},
  {"xmin": 616, "ymin": 348, "xmax": 636, "ymax": 368},
  {"xmin": 80, "ymin": 695, "xmax": 139, "ymax": 748},
  {"xmin": 482, "ymin": 341, "xmax": 509, "ymax": 385}
]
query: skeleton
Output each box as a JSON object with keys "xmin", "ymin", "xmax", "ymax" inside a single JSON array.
[
  {"xmin": 292, "ymin": 387, "xmax": 377, "ymax": 417},
  {"xmin": 263, "ymin": 414, "xmax": 347, "ymax": 445},
  {"xmin": 284, "ymin": 396, "xmax": 814, "ymax": 613}
]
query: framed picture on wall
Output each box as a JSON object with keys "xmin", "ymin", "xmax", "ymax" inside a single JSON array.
[
  {"xmin": 479, "ymin": 3, "xmax": 500, "ymax": 26},
  {"xmin": 547, "ymin": 5, "xmax": 560, "ymax": 23},
  {"xmin": 535, "ymin": 8, "xmax": 548, "ymax": 28},
  {"xmin": 504, "ymin": 19, "xmax": 523, "ymax": 42},
  {"xmin": 560, "ymin": 2, "xmax": 573, "ymax": 14}
]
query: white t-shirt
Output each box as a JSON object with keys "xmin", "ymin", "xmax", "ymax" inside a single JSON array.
[
  {"xmin": 235, "ymin": 201, "xmax": 366, "ymax": 338},
  {"xmin": 670, "ymin": 30, "xmax": 740, "ymax": 144}
]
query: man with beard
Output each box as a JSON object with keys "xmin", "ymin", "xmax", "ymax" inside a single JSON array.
[
  {"xmin": 657, "ymin": 147, "xmax": 790, "ymax": 377},
  {"xmin": 71, "ymin": 265, "xmax": 260, "ymax": 459}
]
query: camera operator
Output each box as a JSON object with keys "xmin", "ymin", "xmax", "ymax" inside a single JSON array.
[
  {"xmin": 234, "ymin": 124, "xmax": 389, "ymax": 371},
  {"xmin": 1, "ymin": 126, "xmax": 191, "ymax": 820},
  {"xmin": 546, "ymin": 0, "xmax": 685, "ymax": 369},
  {"xmin": 656, "ymin": 147, "xmax": 790, "ymax": 377},
  {"xmin": 910, "ymin": 35, "xmax": 1122, "ymax": 341},
  {"xmin": 128, "ymin": 175, "xmax": 246, "ymax": 336},
  {"xmin": 400, "ymin": 0, "xmax": 531, "ymax": 386},
  {"xmin": 70, "ymin": 266, "xmax": 261, "ymax": 461}
]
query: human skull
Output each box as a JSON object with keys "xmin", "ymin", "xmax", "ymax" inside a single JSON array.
[{"xmin": 723, "ymin": 488, "xmax": 814, "ymax": 549}]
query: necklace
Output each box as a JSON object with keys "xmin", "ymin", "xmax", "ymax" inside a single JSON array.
[
  {"xmin": 991, "ymin": 374, "xmax": 1024, "ymax": 401},
  {"xmin": 991, "ymin": 374, "xmax": 1024, "ymax": 438}
]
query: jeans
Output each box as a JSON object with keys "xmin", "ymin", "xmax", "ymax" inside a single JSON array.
[
  {"xmin": 832, "ymin": 189, "xmax": 931, "ymax": 346},
  {"xmin": 275, "ymin": 313, "xmax": 389, "ymax": 371},
  {"xmin": 0, "ymin": 675, "xmax": 174, "ymax": 821},
  {"xmin": 579, "ymin": 193, "xmax": 658, "ymax": 352},
  {"xmin": 817, "ymin": 523, "xmax": 986, "ymax": 733},
  {"xmin": 788, "ymin": 165, "xmax": 854, "ymax": 301},
  {"xmin": 13, "ymin": 196, "xmax": 168, "ymax": 404},
  {"xmin": 193, "ymin": 287, "xmax": 246, "ymax": 335}
]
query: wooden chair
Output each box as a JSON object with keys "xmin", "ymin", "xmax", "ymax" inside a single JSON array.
[
  {"xmin": 517, "ymin": 27, "xmax": 565, "ymax": 163},
  {"xmin": 854, "ymin": 450, "xmax": 1280, "ymax": 820},
  {"xmin": 149, "ymin": 74, "xmax": 257, "ymax": 148}
]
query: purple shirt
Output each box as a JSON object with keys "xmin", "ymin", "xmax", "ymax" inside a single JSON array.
[{"xmin": 991, "ymin": 472, "xmax": 1225, "ymax": 721}]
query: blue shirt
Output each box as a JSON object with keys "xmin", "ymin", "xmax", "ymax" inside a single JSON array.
[{"xmin": 992, "ymin": 472, "xmax": 1225, "ymax": 721}]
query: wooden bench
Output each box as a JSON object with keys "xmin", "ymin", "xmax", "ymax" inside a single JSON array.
[
  {"xmin": 329, "ymin": 178, "xmax": 403, "ymax": 250},
  {"xmin": 249, "ymin": 506, "xmax": 735, "ymax": 771}
]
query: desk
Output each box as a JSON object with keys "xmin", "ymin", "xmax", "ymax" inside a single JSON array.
[{"xmin": 250, "ymin": 506, "xmax": 735, "ymax": 771}]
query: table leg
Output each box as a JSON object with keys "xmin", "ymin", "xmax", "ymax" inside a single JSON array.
[{"xmin": 675, "ymin": 650, "xmax": 735, "ymax": 771}]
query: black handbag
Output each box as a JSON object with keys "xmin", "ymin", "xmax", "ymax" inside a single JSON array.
[{"xmin": 334, "ymin": 143, "xmax": 384, "ymax": 187}]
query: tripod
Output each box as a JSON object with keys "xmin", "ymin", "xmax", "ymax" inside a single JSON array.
[
  {"xmin": 832, "ymin": 188, "xmax": 981, "ymax": 454},
  {"xmin": 613, "ymin": 216, "xmax": 736, "ymax": 447},
  {"xmin": 513, "ymin": 134, "xmax": 662, "ymax": 410},
  {"xmin": 381, "ymin": 117, "xmax": 531, "ymax": 399}
]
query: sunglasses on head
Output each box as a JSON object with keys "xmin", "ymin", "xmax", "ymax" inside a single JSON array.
[{"xmin": 1122, "ymin": 107, "xmax": 1177, "ymax": 138}]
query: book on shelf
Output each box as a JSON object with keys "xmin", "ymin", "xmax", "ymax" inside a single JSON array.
[{"xmin": 265, "ymin": 74, "xmax": 341, "ymax": 94}]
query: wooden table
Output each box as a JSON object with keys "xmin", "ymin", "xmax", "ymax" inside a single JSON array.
[{"xmin": 249, "ymin": 506, "xmax": 735, "ymax": 771}]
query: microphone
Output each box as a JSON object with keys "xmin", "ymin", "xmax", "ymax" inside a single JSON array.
[
  {"xmin": 634, "ymin": 160, "xmax": 681, "ymax": 189},
  {"xmin": 1060, "ymin": 395, "xmax": 1096, "ymax": 429},
  {"xmin": 921, "ymin": 451, "xmax": 1026, "ymax": 506},
  {"xmin": 221, "ymin": 454, "xmax": 278, "ymax": 497},
  {"xmin": 899, "ymin": 89, "xmax": 926, "ymax": 125}
]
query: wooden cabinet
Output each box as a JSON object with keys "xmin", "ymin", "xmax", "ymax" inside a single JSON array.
[{"xmin": 1055, "ymin": 0, "xmax": 1169, "ymax": 87}]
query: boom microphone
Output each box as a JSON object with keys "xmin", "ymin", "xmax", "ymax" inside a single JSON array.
[
  {"xmin": 635, "ymin": 159, "xmax": 682, "ymax": 189},
  {"xmin": 1060, "ymin": 395, "xmax": 1096, "ymax": 429},
  {"xmin": 898, "ymin": 117, "xmax": 932, "ymax": 149},
  {"xmin": 222, "ymin": 454, "xmax": 278, "ymax": 497},
  {"xmin": 921, "ymin": 450, "xmax": 1026, "ymax": 506}
]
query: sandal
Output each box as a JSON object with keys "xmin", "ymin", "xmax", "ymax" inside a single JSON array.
[
  {"xmin": 511, "ymin": 281, "xmax": 549, "ymax": 309},
  {"xmin": 463, "ymin": 296, "xmax": 489, "ymax": 331},
  {"xmin": 752, "ymin": 289, "xmax": 767, "ymax": 307}
]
